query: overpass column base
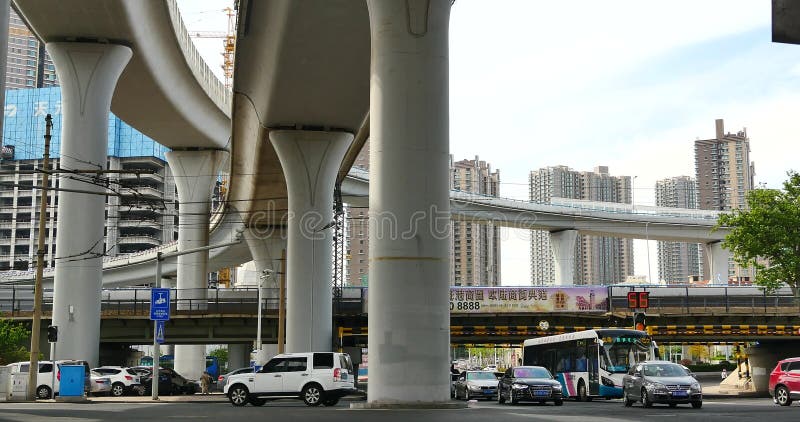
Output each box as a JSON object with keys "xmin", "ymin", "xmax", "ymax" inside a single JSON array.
[
  {"xmin": 47, "ymin": 42, "xmax": 132, "ymax": 367},
  {"xmin": 366, "ymin": 0, "xmax": 452, "ymax": 405},
  {"xmin": 550, "ymin": 230, "xmax": 578, "ymax": 285},
  {"xmin": 269, "ymin": 130, "xmax": 353, "ymax": 353},
  {"xmin": 174, "ymin": 344, "xmax": 205, "ymax": 382},
  {"xmin": 227, "ymin": 344, "xmax": 250, "ymax": 370}
]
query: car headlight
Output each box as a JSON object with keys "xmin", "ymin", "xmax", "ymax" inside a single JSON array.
[
  {"xmin": 512, "ymin": 383, "xmax": 529, "ymax": 389},
  {"xmin": 691, "ymin": 382, "xmax": 701, "ymax": 392},
  {"xmin": 469, "ymin": 385, "xmax": 482, "ymax": 392},
  {"xmin": 551, "ymin": 384, "xmax": 562, "ymax": 391},
  {"xmin": 646, "ymin": 382, "xmax": 668, "ymax": 393}
]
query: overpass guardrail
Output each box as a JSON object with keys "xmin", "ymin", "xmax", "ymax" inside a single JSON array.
[{"xmin": 0, "ymin": 285, "xmax": 797, "ymax": 318}]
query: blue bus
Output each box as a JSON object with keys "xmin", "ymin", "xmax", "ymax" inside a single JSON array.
[{"xmin": 523, "ymin": 329, "xmax": 658, "ymax": 400}]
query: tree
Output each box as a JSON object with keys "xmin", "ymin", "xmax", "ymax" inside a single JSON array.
[
  {"xmin": 209, "ymin": 347, "xmax": 228, "ymax": 372},
  {"xmin": 715, "ymin": 171, "xmax": 800, "ymax": 302},
  {"xmin": 0, "ymin": 319, "xmax": 30, "ymax": 365}
]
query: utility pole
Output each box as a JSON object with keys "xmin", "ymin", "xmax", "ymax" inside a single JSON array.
[{"xmin": 27, "ymin": 114, "xmax": 53, "ymax": 401}]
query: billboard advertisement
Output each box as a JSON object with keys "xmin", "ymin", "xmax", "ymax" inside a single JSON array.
[{"xmin": 449, "ymin": 286, "xmax": 608, "ymax": 313}]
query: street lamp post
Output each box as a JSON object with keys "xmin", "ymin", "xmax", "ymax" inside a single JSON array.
[{"xmin": 256, "ymin": 269, "xmax": 273, "ymax": 364}]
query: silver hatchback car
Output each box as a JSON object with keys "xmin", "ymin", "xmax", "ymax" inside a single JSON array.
[{"xmin": 622, "ymin": 361, "xmax": 702, "ymax": 409}]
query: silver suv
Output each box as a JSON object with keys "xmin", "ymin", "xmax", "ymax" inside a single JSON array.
[{"xmin": 225, "ymin": 352, "xmax": 355, "ymax": 407}]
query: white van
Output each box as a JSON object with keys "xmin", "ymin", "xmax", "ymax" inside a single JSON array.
[
  {"xmin": 225, "ymin": 352, "xmax": 356, "ymax": 407},
  {"xmin": 6, "ymin": 360, "xmax": 91, "ymax": 399}
]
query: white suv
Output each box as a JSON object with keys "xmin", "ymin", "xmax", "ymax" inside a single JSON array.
[
  {"xmin": 224, "ymin": 352, "xmax": 355, "ymax": 407},
  {"xmin": 92, "ymin": 366, "xmax": 141, "ymax": 397}
]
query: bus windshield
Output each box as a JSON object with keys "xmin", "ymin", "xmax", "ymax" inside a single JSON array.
[{"xmin": 601, "ymin": 335, "xmax": 653, "ymax": 373}]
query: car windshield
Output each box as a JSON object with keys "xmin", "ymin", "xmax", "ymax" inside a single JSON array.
[
  {"xmin": 643, "ymin": 364, "xmax": 689, "ymax": 377},
  {"xmin": 466, "ymin": 372, "xmax": 496, "ymax": 380},
  {"xmin": 513, "ymin": 367, "xmax": 551, "ymax": 379}
]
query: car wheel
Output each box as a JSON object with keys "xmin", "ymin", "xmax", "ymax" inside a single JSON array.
[
  {"xmin": 322, "ymin": 397, "xmax": 340, "ymax": 406},
  {"xmin": 554, "ymin": 398, "xmax": 563, "ymax": 406},
  {"xmin": 641, "ymin": 388, "xmax": 652, "ymax": 408},
  {"xmin": 134, "ymin": 386, "xmax": 146, "ymax": 396},
  {"xmin": 776, "ymin": 386, "xmax": 792, "ymax": 406},
  {"xmin": 498, "ymin": 388, "xmax": 506, "ymax": 404},
  {"xmin": 302, "ymin": 384, "xmax": 323, "ymax": 406},
  {"xmin": 228, "ymin": 385, "xmax": 249, "ymax": 407},
  {"xmin": 111, "ymin": 382, "xmax": 126, "ymax": 397},
  {"xmin": 249, "ymin": 397, "xmax": 267, "ymax": 406},
  {"xmin": 623, "ymin": 391, "xmax": 633, "ymax": 407},
  {"xmin": 36, "ymin": 385, "xmax": 52, "ymax": 400},
  {"xmin": 691, "ymin": 401, "xmax": 702, "ymax": 409},
  {"xmin": 577, "ymin": 380, "xmax": 589, "ymax": 402}
]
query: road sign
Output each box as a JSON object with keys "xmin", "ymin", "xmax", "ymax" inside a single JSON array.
[
  {"xmin": 150, "ymin": 288, "xmax": 171, "ymax": 321},
  {"xmin": 155, "ymin": 320, "xmax": 166, "ymax": 344}
]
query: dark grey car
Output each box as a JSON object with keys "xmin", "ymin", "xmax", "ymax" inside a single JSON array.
[{"xmin": 622, "ymin": 361, "xmax": 702, "ymax": 408}]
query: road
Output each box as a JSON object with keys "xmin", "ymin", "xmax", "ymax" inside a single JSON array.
[{"xmin": 0, "ymin": 398, "xmax": 796, "ymax": 422}]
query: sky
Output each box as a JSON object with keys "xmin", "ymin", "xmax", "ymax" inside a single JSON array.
[{"xmin": 177, "ymin": 0, "xmax": 800, "ymax": 286}]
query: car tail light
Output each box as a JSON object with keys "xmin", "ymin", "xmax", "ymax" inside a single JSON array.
[
  {"xmin": 218, "ymin": 375, "xmax": 224, "ymax": 382},
  {"xmin": 57, "ymin": 370, "xmax": 60, "ymax": 381},
  {"xmin": 334, "ymin": 368, "xmax": 341, "ymax": 382},
  {"xmin": 125, "ymin": 375, "xmax": 133, "ymax": 381}
]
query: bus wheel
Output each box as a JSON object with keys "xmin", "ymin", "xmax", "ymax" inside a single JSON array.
[{"xmin": 577, "ymin": 380, "xmax": 589, "ymax": 402}]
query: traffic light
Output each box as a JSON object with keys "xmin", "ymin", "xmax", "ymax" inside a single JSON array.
[
  {"xmin": 47, "ymin": 325, "xmax": 58, "ymax": 343},
  {"xmin": 634, "ymin": 313, "xmax": 646, "ymax": 332},
  {"xmin": 638, "ymin": 292, "xmax": 649, "ymax": 309}
]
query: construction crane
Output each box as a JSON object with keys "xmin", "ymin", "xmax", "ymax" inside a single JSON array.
[{"xmin": 189, "ymin": 7, "xmax": 236, "ymax": 88}]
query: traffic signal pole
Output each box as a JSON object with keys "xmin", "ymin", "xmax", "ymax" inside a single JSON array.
[{"xmin": 27, "ymin": 114, "xmax": 52, "ymax": 401}]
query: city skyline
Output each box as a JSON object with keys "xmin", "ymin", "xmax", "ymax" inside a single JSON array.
[{"xmin": 177, "ymin": 1, "xmax": 800, "ymax": 285}]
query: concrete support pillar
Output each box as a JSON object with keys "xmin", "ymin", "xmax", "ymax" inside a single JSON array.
[
  {"xmin": 245, "ymin": 228, "xmax": 285, "ymax": 361},
  {"xmin": 704, "ymin": 242, "xmax": 731, "ymax": 284},
  {"xmin": 269, "ymin": 130, "xmax": 352, "ymax": 353},
  {"xmin": 167, "ymin": 149, "xmax": 225, "ymax": 381},
  {"xmin": 48, "ymin": 42, "xmax": 132, "ymax": 366},
  {"xmin": 227, "ymin": 344, "xmax": 250, "ymax": 370},
  {"xmin": 550, "ymin": 230, "xmax": 578, "ymax": 285},
  {"xmin": 366, "ymin": 0, "xmax": 452, "ymax": 405}
]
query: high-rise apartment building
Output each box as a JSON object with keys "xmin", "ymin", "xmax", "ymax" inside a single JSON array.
[
  {"xmin": 5, "ymin": 8, "xmax": 57, "ymax": 90},
  {"xmin": 529, "ymin": 165, "xmax": 633, "ymax": 285},
  {"xmin": 0, "ymin": 88, "xmax": 175, "ymax": 271},
  {"xmin": 450, "ymin": 156, "xmax": 501, "ymax": 286},
  {"xmin": 345, "ymin": 141, "xmax": 370, "ymax": 286},
  {"xmin": 655, "ymin": 176, "xmax": 702, "ymax": 284},
  {"xmin": 694, "ymin": 119, "xmax": 755, "ymax": 280}
]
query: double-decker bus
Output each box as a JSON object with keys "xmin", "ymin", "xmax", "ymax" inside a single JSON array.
[{"xmin": 523, "ymin": 329, "xmax": 658, "ymax": 400}]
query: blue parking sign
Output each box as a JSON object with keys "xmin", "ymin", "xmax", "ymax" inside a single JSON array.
[{"xmin": 150, "ymin": 288, "xmax": 170, "ymax": 321}]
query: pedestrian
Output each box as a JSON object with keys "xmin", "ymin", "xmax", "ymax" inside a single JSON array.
[
  {"xmin": 721, "ymin": 368, "xmax": 727, "ymax": 380},
  {"xmin": 200, "ymin": 371, "xmax": 212, "ymax": 394}
]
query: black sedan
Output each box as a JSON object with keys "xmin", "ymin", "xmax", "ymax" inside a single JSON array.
[
  {"xmin": 132, "ymin": 366, "xmax": 198, "ymax": 395},
  {"xmin": 497, "ymin": 366, "xmax": 564, "ymax": 406}
]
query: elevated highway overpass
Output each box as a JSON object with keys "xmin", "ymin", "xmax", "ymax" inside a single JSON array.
[{"xmin": 5, "ymin": 0, "xmax": 743, "ymax": 405}]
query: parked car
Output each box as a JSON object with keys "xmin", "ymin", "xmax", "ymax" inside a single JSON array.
[
  {"xmin": 224, "ymin": 352, "xmax": 355, "ymax": 407},
  {"xmin": 622, "ymin": 360, "xmax": 702, "ymax": 408},
  {"xmin": 769, "ymin": 357, "xmax": 800, "ymax": 406},
  {"xmin": 133, "ymin": 366, "xmax": 197, "ymax": 395},
  {"xmin": 89, "ymin": 371, "xmax": 112, "ymax": 396},
  {"xmin": 217, "ymin": 367, "xmax": 257, "ymax": 392},
  {"xmin": 454, "ymin": 370, "xmax": 499, "ymax": 400},
  {"xmin": 92, "ymin": 366, "xmax": 141, "ymax": 397},
  {"xmin": 497, "ymin": 366, "xmax": 563, "ymax": 406}
]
